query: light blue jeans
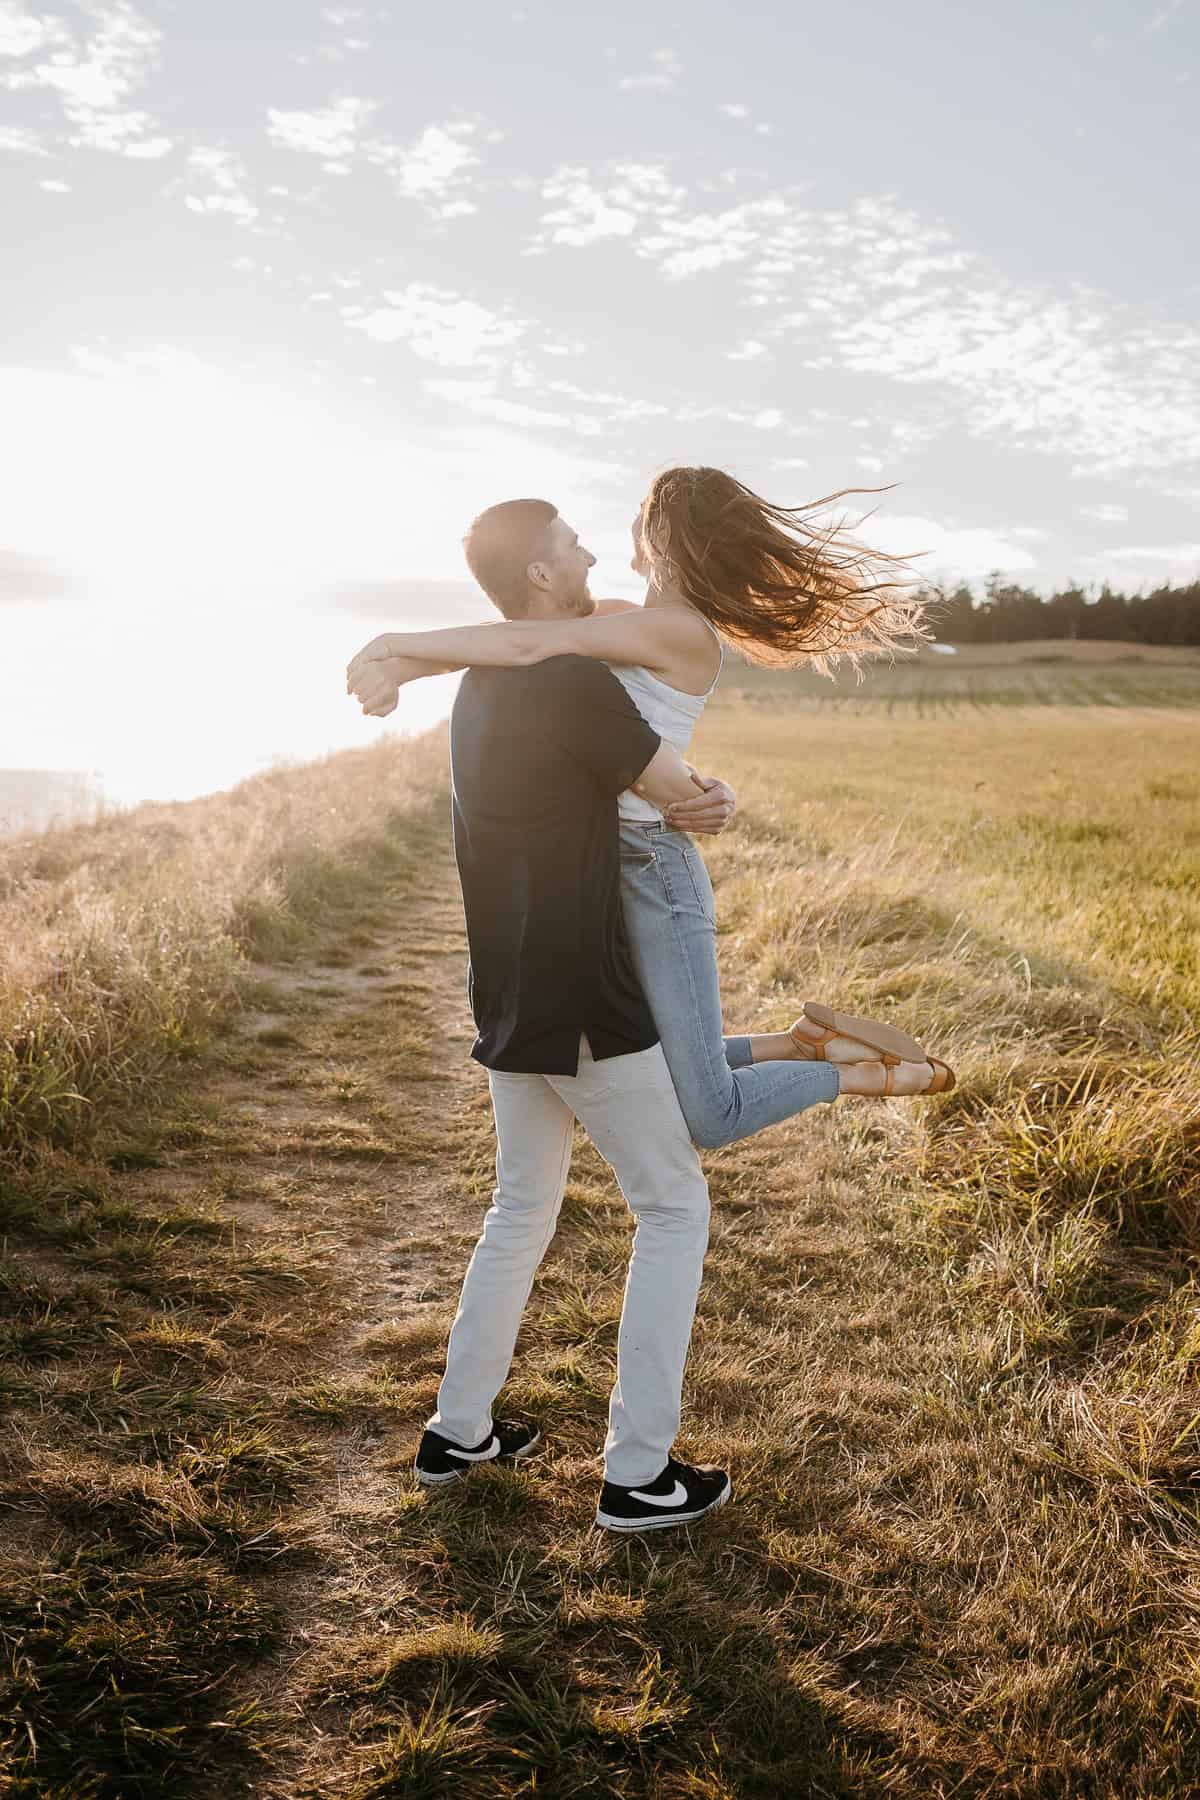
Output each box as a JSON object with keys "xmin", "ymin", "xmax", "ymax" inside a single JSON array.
[{"xmin": 618, "ymin": 819, "xmax": 840, "ymax": 1149}]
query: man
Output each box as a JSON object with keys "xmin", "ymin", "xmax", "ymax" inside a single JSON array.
[{"xmin": 347, "ymin": 499, "xmax": 736, "ymax": 1532}]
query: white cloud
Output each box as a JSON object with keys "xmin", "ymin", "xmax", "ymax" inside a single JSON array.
[
  {"xmin": 423, "ymin": 378, "xmax": 573, "ymax": 431},
  {"xmin": 869, "ymin": 514, "xmax": 1040, "ymax": 581},
  {"xmin": 0, "ymin": 122, "xmax": 46, "ymax": 153},
  {"xmin": 727, "ymin": 339, "xmax": 767, "ymax": 361},
  {"xmin": 366, "ymin": 120, "xmax": 480, "ymax": 216},
  {"xmin": 183, "ymin": 146, "xmax": 258, "ymax": 225},
  {"xmin": 665, "ymin": 241, "xmax": 745, "ymax": 277},
  {"xmin": 885, "ymin": 418, "xmax": 941, "ymax": 457},
  {"xmin": 674, "ymin": 402, "xmax": 756, "ymax": 426},
  {"xmin": 1074, "ymin": 541, "xmax": 1199, "ymax": 588},
  {"xmin": 0, "ymin": 2, "xmax": 60, "ymax": 58},
  {"xmin": 318, "ymin": 2, "xmax": 368, "ymax": 45},
  {"xmin": 1, "ymin": 1, "xmax": 171, "ymax": 158},
  {"xmin": 423, "ymin": 371, "xmax": 676, "ymax": 441},
  {"xmin": 261, "ymin": 104, "xmax": 482, "ymax": 216},
  {"xmin": 293, "ymin": 5, "xmax": 370, "ymax": 65},
  {"xmin": 345, "ymin": 283, "xmax": 525, "ymax": 367},
  {"xmin": 644, "ymin": 194, "xmax": 792, "ymax": 279},
  {"xmin": 718, "ymin": 102, "xmax": 749, "ymax": 119},
  {"xmin": 1079, "ymin": 502, "xmax": 1129, "ymax": 523},
  {"xmin": 536, "ymin": 161, "xmax": 685, "ymax": 248},
  {"xmin": 834, "ymin": 277, "xmax": 1200, "ymax": 477},
  {"xmin": 530, "ymin": 168, "xmax": 1200, "ymax": 481},
  {"xmin": 618, "ymin": 47, "xmax": 681, "ymax": 92},
  {"xmin": 1106, "ymin": 542, "xmax": 1200, "ymax": 565},
  {"xmin": 533, "ymin": 168, "xmax": 794, "ymax": 280},
  {"xmin": 268, "ymin": 95, "xmax": 377, "ymax": 159},
  {"xmin": 539, "ymin": 173, "xmax": 635, "ymax": 245},
  {"xmin": 541, "ymin": 376, "xmax": 670, "ymax": 426},
  {"xmin": 395, "ymin": 123, "xmax": 475, "ymax": 193}
]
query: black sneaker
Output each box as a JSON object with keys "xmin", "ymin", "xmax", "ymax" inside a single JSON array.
[
  {"xmin": 595, "ymin": 1454, "xmax": 732, "ymax": 1532},
  {"xmin": 414, "ymin": 1419, "xmax": 541, "ymax": 1486}
]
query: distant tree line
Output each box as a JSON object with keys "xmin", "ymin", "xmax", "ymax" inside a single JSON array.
[{"xmin": 921, "ymin": 573, "xmax": 1200, "ymax": 645}]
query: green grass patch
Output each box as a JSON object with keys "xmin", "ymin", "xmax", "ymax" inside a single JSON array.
[{"xmin": 0, "ymin": 1546, "xmax": 278, "ymax": 1795}]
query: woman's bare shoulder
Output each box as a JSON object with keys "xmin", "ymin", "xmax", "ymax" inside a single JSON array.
[
  {"xmin": 586, "ymin": 598, "xmax": 710, "ymax": 650},
  {"xmin": 637, "ymin": 606, "xmax": 721, "ymax": 688}
]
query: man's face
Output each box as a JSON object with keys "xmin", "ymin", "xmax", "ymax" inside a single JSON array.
[{"xmin": 535, "ymin": 515, "xmax": 597, "ymax": 616}]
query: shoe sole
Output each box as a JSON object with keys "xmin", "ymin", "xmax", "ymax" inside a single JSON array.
[
  {"xmin": 414, "ymin": 1431, "xmax": 542, "ymax": 1487},
  {"xmin": 594, "ymin": 1476, "xmax": 732, "ymax": 1532},
  {"xmin": 803, "ymin": 1002, "xmax": 927, "ymax": 1065}
]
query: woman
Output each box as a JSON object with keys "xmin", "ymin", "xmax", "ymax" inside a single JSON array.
[{"xmin": 347, "ymin": 467, "xmax": 954, "ymax": 1145}]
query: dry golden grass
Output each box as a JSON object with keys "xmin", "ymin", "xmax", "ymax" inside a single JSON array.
[
  {"xmin": 2, "ymin": 657, "xmax": 1199, "ymax": 1797},
  {"xmin": 0, "ymin": 731, "xmax": 447, "ymax": 1166}
]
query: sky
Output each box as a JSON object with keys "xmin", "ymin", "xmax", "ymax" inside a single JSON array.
[{"xmin": 1, "ymin": 0, "xmax": 1198, "ymax": 806}]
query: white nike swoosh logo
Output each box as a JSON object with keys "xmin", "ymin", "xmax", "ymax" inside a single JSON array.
[
  {"xmin": 446, "ymin": 1436, "xmax": 501, "ymax": 1462},
  {"xmin": 628, "ymin": 1479, "xmax": 688, "ymax": 1507}
]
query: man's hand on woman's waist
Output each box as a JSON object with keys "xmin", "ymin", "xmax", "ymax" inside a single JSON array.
[{"xmin": 663, "ymin": 775, "xmax": 736, "ymax": 835}]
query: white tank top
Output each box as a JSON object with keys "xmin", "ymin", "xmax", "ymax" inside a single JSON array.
[{"xmin": 609, "ymin": 616, "xmax": 724, "ymax": 823}]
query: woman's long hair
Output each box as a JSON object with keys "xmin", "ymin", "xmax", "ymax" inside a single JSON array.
[{"xmin": 639, "ymin": 465, "xmax": 934, "ymax": 676}]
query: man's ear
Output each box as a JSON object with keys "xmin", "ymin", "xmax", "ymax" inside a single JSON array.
[{"xmin": 527, "ymin": 560, "xmax": 552, "ymax": 592}]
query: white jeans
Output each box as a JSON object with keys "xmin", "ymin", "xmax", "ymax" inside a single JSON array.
[{"xmin": 426, "ymin": 1036, "xmax": 711, "ymax": 1486}]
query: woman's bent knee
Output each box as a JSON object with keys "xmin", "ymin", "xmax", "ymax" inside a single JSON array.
[
  {"xmin": 682, "ymin": 1104, "xmax": 737, "ymax": 1152},
  {"xmin": 670, "ymin": 1069, "xmax": 741, "ymax": 1151}
]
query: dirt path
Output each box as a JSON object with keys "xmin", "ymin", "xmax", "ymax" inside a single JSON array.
[{"xmin": 105, "ymin": 813, "xmax": 498, "ymax": 1796}]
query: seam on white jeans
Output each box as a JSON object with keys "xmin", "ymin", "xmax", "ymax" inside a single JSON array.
[{"xmin": 535, "ymin": 1102, "xmax": 575, "ymax": 1267}]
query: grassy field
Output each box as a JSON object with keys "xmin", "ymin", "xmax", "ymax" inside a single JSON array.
[
  {"xmin": 2, "ymin": 644, "xmax": 1199, "ymax": 1797},
  {"xmin": 725, "ymin": 636, "xmax": 1200, "ymax": 716}
]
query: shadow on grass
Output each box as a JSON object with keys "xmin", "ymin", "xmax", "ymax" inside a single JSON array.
[{"xmin": 299, "ymin": 1468, "xmax": 943, "ymax": 1800}]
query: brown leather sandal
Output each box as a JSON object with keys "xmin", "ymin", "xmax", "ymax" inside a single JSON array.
[
  {"xmin": 867, "ymin": 1056, "xmax": 956, "ymax": 1096},
  {"xmin": 790, "ymin": 1002, "xmax": 929, "ymax": 1067}
]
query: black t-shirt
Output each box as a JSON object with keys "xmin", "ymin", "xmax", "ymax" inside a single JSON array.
[{"xmin": 449, "ymin": 655, "xmax": 663, "ymax": 1075}]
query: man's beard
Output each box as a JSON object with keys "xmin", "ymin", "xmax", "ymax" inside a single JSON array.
[{"xmin": 571, "ymin": 579, "xmax": 595, "ymax": 616}]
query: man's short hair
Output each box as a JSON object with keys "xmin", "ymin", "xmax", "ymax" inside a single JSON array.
[{"xmin": 462, "ymin": 498, "xmax": 558, "ymax": 619}]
